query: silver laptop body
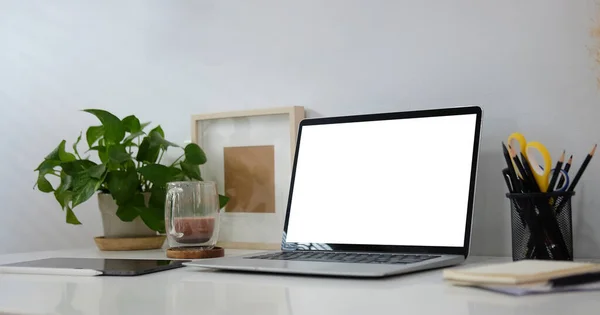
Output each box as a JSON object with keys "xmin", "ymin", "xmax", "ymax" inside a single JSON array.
[{"xmin": 185, "ymin": 106, "xmax": 483, "ymax": 278}]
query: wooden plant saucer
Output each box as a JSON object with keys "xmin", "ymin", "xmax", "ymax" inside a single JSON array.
[
  {"xmin": 94, "ymin": 235, "xmax": 166, "ymax": 251},
  {"xmin": 166, "ymin": 246, "xmax": 225, "ymax": 259}
]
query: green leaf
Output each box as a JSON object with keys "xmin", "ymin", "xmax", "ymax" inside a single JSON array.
[
  {"xmin": 61, "ymin": 160, "xmax": 97, "ymax": 176},
  {"xmin": 65, "ymin": 206, "xmax": 81, "ymax": 225},
  {"xmin": 150, "ymin": 126, "xmax": 164, "ymax": 138},
  {"xmin": 55, "ymin": 189, "xmax": 72, "ymax": 209},
  {"xmin": 149, "ymin": 185, "xmax": 166, "ymax": 209},
  {"xmin": 87, "ymin": 146, "xmax": 110, "ymax": 164},
  {"xmin": 180, "ymin": 160, "xmax": 202, "ymax": 180},
  {"xmin": 114, "ymin": 192, "xmax": 164, "ymax": 232},
  {"xmin": 184, "ymin": 143, "xmax": 207, "ymax": 165},
  {"xmin": 72, "ymin": 182, "xmax": 99, "ymax": 207},
  {"xmin": 107, "ymin": 169, "xmax": 139, "ymax": 205},
  {"xmin": 36, "ymin": 175, "xmax": 54, "ymax": 193},
  {"xmin": 140, "ymin": 122, "xmax": 151, "ymax": 130},
  {"xmin": 148, "ymin": 130, "xmax": 179, "ymax": 148},
  {"xmin": 54, "ymin": 172, "xmax": 73, "ymax": 209},
  {"xmin": 123, "ymin": 131, "xmax": 145, "ymax": 146},
  {"xmin": 71, "ymin": 172, "xmax": 101, "ymax": 208},
  {"xmin": 83, "ymin": 109, "xmax": 125, "ymax": 144},
  {"xmin": 136, "ymin": 137, "xmax": 160, "ymax": 164},
  {"xmin": 139, "ymin": 207, "xmax": 165, "ymax": 233},
  {"xmin": 72, "ymin": 181, "xmax": 100, "ymax": 207},
  {"xmin": 57, "ymin": 171, "xmax": 73, "ymax": 191},
  {"xmin": 124, "ymin": 159, "xmax": 136, "ymax": 171},
  {"xmin": 59, "ymin": 151, "xmax": 76, "ymax": 163},
  {"xmin": 44, "ymin": 140, "xmax": 75, "ymax": 162},
  {"xmin": 108, "ymin": 145, "xmax": 132, "ymax": 164},
  {"xmin": 73, "ymin": 132, "xmax": 82, "ymax": 158},
  {"xmin": 137, "ymin": 164, "xmax": 181, "ymax": 186},
  {"xmin": 116, "ymin": 193, "xmax": 145, "ymax": 222},
  {"xmin": 116, "ymin": 205, "xmax": 139, "ymax": 222},
  {"xmin": 86, "ymin": 125, "xmax": 104, "ymax": 148},
  {"xmin": 87, "ymin": 164, "xmax": 106, "ymax": 179},
  {"xmin": 57, "ymin": 140, "xmax": 76, "ymax": 162},
  {"xmin": 44, "ymin": 142, "xmax": 62, "ymax": 160},
  {"xmin": 66, "ymin": 206, "xmax": 82, "ymax": 225},
  {"xmin": 219, "ymin": 194, "xmax": 230, "ymax": 209},
  {"xmin": 35, "ymin": 159, "xmax": 61, "ymax": 175},
  {"xmin": 122, "ymin": 115, "xmax": 141, "ymax": 133},
  {"xmin": 172, "ymin": 171, "xmax": 187, "ymax": 182}
]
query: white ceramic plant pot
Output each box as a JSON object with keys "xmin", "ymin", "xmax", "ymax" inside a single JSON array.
[{"xmin": 97, "ymin": 193, "xmax": 157, "ymax": 238}]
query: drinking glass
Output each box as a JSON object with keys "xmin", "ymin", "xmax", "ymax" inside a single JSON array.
[{"xmin": 165, "ymin": 181, "xmax": 220, "ymax": 249}]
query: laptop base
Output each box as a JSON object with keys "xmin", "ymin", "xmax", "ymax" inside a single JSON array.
[{"xmin": 184, "ymin": 252, "xmax": 464, "ymax": 278}]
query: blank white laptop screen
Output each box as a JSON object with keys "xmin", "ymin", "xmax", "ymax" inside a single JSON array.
[{"xmin": 285, "ymin": 113, "xmax": 477, "ymax": 247}]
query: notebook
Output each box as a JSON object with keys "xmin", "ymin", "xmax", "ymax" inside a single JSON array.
[{"xmin": 444, "ymin": 260, "xmax": 600, "ymax": 286}]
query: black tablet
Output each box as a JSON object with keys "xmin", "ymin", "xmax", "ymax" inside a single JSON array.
[{"xmin": 0, "ymin": 257, "xmax": 187, "ymax": 276}]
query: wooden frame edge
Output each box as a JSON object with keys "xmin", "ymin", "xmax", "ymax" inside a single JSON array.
[
  {"xmin": 191, "ymin": 106, "xmax": 303, "ymax": 122},
  {"xmin": 191, "ymin": 106, "xmax": 306, "ymax": 250}
]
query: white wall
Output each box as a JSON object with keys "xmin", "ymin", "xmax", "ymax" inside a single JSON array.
[{"xmin": 2, "ymin": 0, "xmax": 600, "ymax": 257}]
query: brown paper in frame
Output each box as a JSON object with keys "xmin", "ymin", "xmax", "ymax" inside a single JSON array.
[{"xmin": 223, "ymin": 145, "xmax": 276, "ymax": 213}]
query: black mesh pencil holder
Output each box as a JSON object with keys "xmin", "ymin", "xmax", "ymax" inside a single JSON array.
[{"xmin": 507, "ymin": 191, "xmax": 574, "ymax": 261}]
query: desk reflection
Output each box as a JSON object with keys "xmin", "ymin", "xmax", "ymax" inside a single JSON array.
[
  {"xmin": 1, "ymin": 268, "xmax": 598, "ymax": 315},
  {"xmin": 177, "ymin": 271, "xmax": 468, "ymax": 315},
  {"xmin": 177, "ymin": 270, "xmax": 600, "ymax": 315},
  {"xmin": 168, "ymin": 280, "xmax": 289, "ymax": 315},
  {"xmin": 0, "ymin": 272, "xmax": 174, "ymax": 315}
]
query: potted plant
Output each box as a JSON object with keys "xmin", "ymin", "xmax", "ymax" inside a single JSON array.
[{"xmin": 34, "ymin": 109, "xmax": 228, "ymax": 246}]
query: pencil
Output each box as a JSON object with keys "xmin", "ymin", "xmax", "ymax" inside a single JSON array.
[
  {"xmin": 510, "ymin": 145, "xmax": 539, "ymax": 193},
  {"xmin": 557, "ymin": 154, "xmax": 572, "ymax": 188},
  {"xmin": 547, "ymin": 151, "xmax": 565, "ymax": 193},
  {"xmin": 502, "ymin": 143, "xmax": 522, "ymax": 192},
  {"xmin": 565, "ymin": 155, "xmax": 573, "ymax": 173},
  {"xmin": 520, "ymin": 152, "xmax": 532, "ymax": 180},
  {"xmin": 567, "ymin": 144, "xmax": 597, "ymax": 192},
  {"xmin": 509, "ymin": 145, "xmax": 528, "ymax": 187}
]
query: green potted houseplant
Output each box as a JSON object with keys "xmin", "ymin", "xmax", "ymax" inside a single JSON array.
[{"xmin": 34, "ymin": 109, "xmax": 228, "ymax": 246}]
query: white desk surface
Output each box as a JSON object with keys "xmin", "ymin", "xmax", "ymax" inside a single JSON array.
[{"xmin": 0, "ymin": 248, "xmax": 598, "ymax": 315}]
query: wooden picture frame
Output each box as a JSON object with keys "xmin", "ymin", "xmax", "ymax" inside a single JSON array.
[{"xmin": 191, "ymin": 106, "xmax": 305, "ymax": 249}]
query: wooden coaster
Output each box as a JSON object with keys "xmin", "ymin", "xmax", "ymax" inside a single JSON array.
[{"xmin": 166, "ymin": 246, "xmax": 225, "ymax": 259}]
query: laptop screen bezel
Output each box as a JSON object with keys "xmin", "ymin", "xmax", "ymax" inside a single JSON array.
[{"xmin": 281, "ymin": 106, "xmax": 482, "ymax": 257}]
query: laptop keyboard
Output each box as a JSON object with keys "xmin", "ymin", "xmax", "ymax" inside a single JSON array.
[{"xmin": 245, "ymin": 251, "xmax": 440, "ymax": 265}]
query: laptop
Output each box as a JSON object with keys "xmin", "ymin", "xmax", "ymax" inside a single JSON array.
[{"xmin": 184, "ymin": 106, "xmax": 482, "ymax": 278}]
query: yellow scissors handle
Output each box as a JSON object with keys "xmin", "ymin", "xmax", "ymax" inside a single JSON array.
[
  {"xmin": 525, "ymin": 141, "xmax": 552, "ymax": 192},
  {"xmin": 508, "ymin": 132, "xmax": 528, "ymax": 157}
]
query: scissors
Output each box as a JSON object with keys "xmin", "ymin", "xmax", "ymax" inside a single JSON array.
[
  {"xmin": 508, "ymin": 132, "xmax": 553, "ymax": 192},
  {"xmin": 548, "ymin": 168, "xmax": 570, "ymax": 192}
]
